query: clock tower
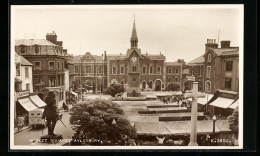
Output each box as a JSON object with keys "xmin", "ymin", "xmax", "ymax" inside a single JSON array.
[{"xmin": 126, "ymin": 20, "xmax": 141, "ymax": 97}]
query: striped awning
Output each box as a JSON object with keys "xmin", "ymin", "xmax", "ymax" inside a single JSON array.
[
  {"xmin": 228, "ymin": 99, "xmax": 239, "ymax": 109},
  {"xmin": 209, "ymin": 97, "xmax": 234, "ymax": 109},
  {"xmin": 29, "ymin": 95, "xmax": 46, "ymax": 108},
  {"xmin": 18, "ymin": 98, "xmax": 37, "ymax": 112}
]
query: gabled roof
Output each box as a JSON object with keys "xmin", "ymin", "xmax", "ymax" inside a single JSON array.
[
  {"xmin": 142, "ymin": 54, "xmax": 165, "ymax": 60},
  {"xmin": 15, "ymin": 39, "xmax": 58, "ymax": 46},
  {"xmin": 188, "ymin": 55, "xmax": 204, "ymax": 65},
  {"xmin": 205, "ymin": 47, "xmax": 239, "ymax": 57},
  {"xmin": 165, "ymin": 61, "xmax": 182, "ymax": 66},
  {"xmin": 107, "ymin": 54, "xmax": 127, "ymax": 60},
  {"xmin": 72, "ymin": 55, "xmax": 83, "ymax": 62},
  {"xmin": 15, "ymin": 53, "xmax": 32, "ymax": 66},
  {"xmin": 211, "ymin": 48, "xmax": 239, "ymax": 56}
]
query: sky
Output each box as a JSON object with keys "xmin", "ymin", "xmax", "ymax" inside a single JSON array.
[{"xmin": 11, "ymin": 5, "xmax": 243, "ymax": 62}]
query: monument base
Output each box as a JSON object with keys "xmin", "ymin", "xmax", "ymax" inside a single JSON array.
[
  {"xmin": 188, "ymin": 141, "xmax": 198, "ymax": 146},
  {"xmin": 126, "ymin": 87, "xmax": 141, "ymax": 97},
  {"xmin": 40, "ymin": 134, "xmax": 63, "ymax": 143}
]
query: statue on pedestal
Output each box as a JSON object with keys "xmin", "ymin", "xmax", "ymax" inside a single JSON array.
[
  {"xmin": 42, "ymin": 103, "xmax": 59, "ymax": 136},
  {"xmin": 40, "ymin": 91, "xmax": 63, "ymax": 143}
]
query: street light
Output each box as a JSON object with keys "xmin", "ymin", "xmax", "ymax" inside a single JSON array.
[
  {"xmin": 98, "ymin": 76, "xmax": 102, "ymax": 99},
  {"xmin": 112, "ymin": 118, "xmax": 117, "ymax": 125},
  {"xmin": 212, "ymin": 115, "xmax": 217, "ymax": 145},
  {"xmin": 212, "ymin": 115, "xmax": 217, "ymax": 134}
]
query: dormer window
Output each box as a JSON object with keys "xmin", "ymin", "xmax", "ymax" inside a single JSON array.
[
  {"xmin": 21, "ymin": 46, "xmax": 26, "ymax": 54},
  {"xmin": 87, "ymin": 55, "xmax": 90, "ymax": 59},
  {"xmin": 208, "ymin": 54, "xmax": 211, "ymax": 62},
  {"xmin": 35, "ymin": 46, "xmax": 39, "ymax": 53}
]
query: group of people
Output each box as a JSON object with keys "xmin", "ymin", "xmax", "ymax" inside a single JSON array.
[{"xmin": 16, "ymin": 114, "xmax": 29, "ymax": 132}]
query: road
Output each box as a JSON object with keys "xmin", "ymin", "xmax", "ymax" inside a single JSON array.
[{"xmin": 14, "ymin": 110, "xmax": 75, "ymax": 145}]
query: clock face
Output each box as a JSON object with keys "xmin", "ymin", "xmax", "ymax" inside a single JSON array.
[{"xmin": 132, "ymin": 57, "xmax": 137, "ymax": 62}]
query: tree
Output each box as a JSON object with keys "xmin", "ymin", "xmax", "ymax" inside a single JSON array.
[
  {"xmin": 227, "ymin": 106, "xmax": 239, "ymax": 132},
  {"xmin": 166, "ymin": 82, "xmax": 180, "ymax": 91},
  {"xmin": 69, "ymin": 99, "xmax": 136, "ymax": 142},
  {"xmin": 103, "ymin": 83, "xmax": 125, "ymax": 97},
  {"xmin": 45, "ymin": 91, "xmax": 56, "ymax": 106}
]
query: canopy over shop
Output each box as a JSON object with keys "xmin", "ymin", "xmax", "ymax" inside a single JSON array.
[
  {"xmin": 16, "ymin": 95, "xmax": 47, "ymax": 117},
  {"xmin": 208, "ymin": 97, "xmax": 237, "ymax": 116},
  {"xmin": 134, "ymin": 120, "xmax": 232, "ymax": 136}
]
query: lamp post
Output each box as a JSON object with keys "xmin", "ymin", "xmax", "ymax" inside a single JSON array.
[
  {"xmin": 212, "ymin": 115, "xmax": 217, "ymax": 145},
  {"xmin": 98, "ymin": 76, "xmax": 102, "ymax": 99},
  {"xmin": 212, "ymin": 115, "xmax": 217, "ymax": 134}
]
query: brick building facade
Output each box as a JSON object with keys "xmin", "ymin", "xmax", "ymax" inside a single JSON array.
[
  {"xmin": 15, "ymin": 31, "xmax": 68, "ymax": 108},
  {"xmin": 187, "ymin": 39, "xmax": 239, "ymax": 94},
  {"xmin": 69, "ymin": 20, "xmax": 187, "ymax": 95}
]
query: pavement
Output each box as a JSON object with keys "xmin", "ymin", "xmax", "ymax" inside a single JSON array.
[
  {"xmin": 14, "ymin": 110, "xmax": 74, "ymax": 146},
  {"xmin": 14, "ymin": 125, "xmax": 31, "ymax": 134}
]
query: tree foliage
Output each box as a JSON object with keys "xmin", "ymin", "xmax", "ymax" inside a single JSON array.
[
  {"xmin": 45, "ymin": 91, "xmax": 56, "ymax": 106},
  {"xmin": 166, "ymin": 82, "xmax": 181, "ymax": 91},
  {"xmin": 227, "ymin": 106, "xmax": 239, "ymax": 132},
  {"xmin": 69, "ymin": 99, "xmax": 136, "ymax": 141},
  {"xmin": 103, "ymin": 83, "xmax": 125, "ymax": 97}
]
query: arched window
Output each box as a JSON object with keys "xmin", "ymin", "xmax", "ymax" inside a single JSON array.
[
  {"xmin": 205, "ymin": 81, "xmax": 211, "ymax": 92},
  {"xmin": 132, "ymin": 65, "xmax": 137, "ymax": 72},
  {"xmin": 149, "ymin": 66, "xmax": 153, "ymax": 74},
  {"xmin": 208, "ymin": 54, "xmax": 211, "ymax": 62},
  {"xmin": 168, "ymin": 68, "xmax": 172, "ymax": 74},
  {"xmin": 142, "ymin": 66, "xmax": 146, "ymax": 74},
  {"xmin": 157, "ymin": 66, "xmax": 161, "ymax": 74}
]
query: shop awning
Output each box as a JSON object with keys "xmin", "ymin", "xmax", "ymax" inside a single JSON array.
[
  {"xmin": 15, "ymin": 77, "xmax": 22, "ymax": 83},
  {"xmin": 18, "ymin": 98, "xmax": 37, "ymax": 112},
  {"xmin": 141, "ymin": 112, "xmax": 205, "ymax": 117},
  {"xmin": 148, "ymin": 107, "xmax": 187, "ymax": 111},
  {"xmin": 228, "ymin": 99, "xmax": 239, "ymax": 109},
  {"xmin": 127, "ymin": 116, "xmax": 159, "ymax": 122},
  {"xmin": 29, "ymin": 95, "xmax": 47, "ymax": 108},
  {"xmin": 209, "ymin": 97, "xmax": 234, "ymax": 109},
  {"xmin": 187, "ymin": 94, "xmax": 213, "ymax": 105},
  {"xmin": 197, "ymin": 94, "xmax": 214, "ymax": 105},
  {"xmin": 135, "ymin": 120, "xmax": 231, "ymax": 136}
]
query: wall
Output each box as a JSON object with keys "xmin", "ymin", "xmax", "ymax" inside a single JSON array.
[{"xmin": 17, "ymin": 65, "xmax": 33, "ymax": 93}]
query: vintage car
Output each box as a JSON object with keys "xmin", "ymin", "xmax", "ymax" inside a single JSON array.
[{"xmin": 29, "ymin": 108, "xmax": 46, "ymax": 128}]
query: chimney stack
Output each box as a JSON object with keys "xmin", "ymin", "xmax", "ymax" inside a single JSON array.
[
  {"xmin": 205, "ymin": 38, "xmax": 218, "ymax": 52},
  {"xmin": 220, "ymin": 40, "xmax": 231, "ymax": 48},
  {"xmin": 46, "ymin": 31, "xmax": 57, "ymax": 44},
  {"xmin": 104, "ymin": 51, "xmax": 107, "ymax": 60}
]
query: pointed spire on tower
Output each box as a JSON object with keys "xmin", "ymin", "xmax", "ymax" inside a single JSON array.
[
  {"xmin": 130, "ymin": 16, "xmax": 138, "ymax": 49},
  {"xmin": 131, "ymin": 18, "xmax": 138, "ymax": 41}
]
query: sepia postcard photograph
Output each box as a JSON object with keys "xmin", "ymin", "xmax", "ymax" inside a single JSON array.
[{"xmin": 10, "ymin": 5, "xmax": 243, "ymax": 150}]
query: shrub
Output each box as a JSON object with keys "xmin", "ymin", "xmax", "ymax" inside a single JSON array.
[
  {"xmin": 166, "ymin": 82, "xmax": 180, "ymax": 91},
  {"xmin": 69, "ymin": 99, "xmax": 136, "ymax": 141},
  {"xmin": 227, "ymin": 106, "xmax": 239, "ymax": 132},
  {"xmin": 103, "ymin": 83, "xmax": 125, "ymax": 97}
]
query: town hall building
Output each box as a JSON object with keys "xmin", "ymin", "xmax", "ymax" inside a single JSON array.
[{"xmin": 70, "ymin": 20, "xmax": 185, "ymax": 96}]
